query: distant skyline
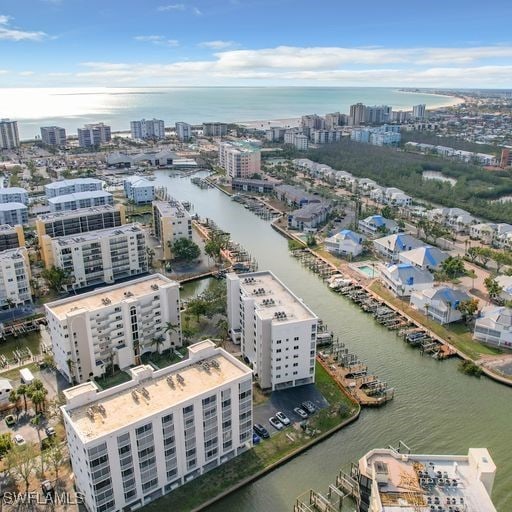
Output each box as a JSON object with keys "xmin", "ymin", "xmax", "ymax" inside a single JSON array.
[{"xmin": 1, "ymin": 0, "xmax": 512, "ymax": 88}]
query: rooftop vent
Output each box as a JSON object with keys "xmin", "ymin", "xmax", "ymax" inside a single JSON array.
[
  {"xmin": 176, "ymin": 373, "xmax": 185, "ymax": 385},
  {"xmin": 131, "ymin": 390, "xmax": 139, "ymax": 402},
  {"xmin": 101, "ymin": 297, "xmax": 111, "ymax": 305},
  {"xmin": 151, "ymin": 284, "xmax": 159, "ymax": 291}
]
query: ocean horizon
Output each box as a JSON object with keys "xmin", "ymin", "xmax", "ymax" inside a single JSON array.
[{"xmin": 1, "ymin": 86, "xmax": 460, "ymax": 139}]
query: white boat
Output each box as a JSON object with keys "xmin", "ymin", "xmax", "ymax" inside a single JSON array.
[{"xmin": 329, "ymin": 278, "xmax": 353, "ymax": 289}]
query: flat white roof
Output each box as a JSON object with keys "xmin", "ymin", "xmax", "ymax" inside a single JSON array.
[
  {"xmin": 237, "ymin": 271, "xmax": 317, "ymax": 322},
  {"xmin": 48, "ymin": 191, "xmax": 112, "ymax": 204},
  {"xmin": 45, "ymin": 273, "xmax": 175, "ymax": 320},
  {"xmin": 54, "ymin": 223, "xmax": 143, "ymax": 246},
  {"xmin": 37, "ymin": 204, "xmax": 120, "ymax": 222},
  {"xmin": 45, "ymin": 178, "xmax": 104, "ymax": 189},
  {"xmin": 0, "ymin": 202, "xmax": 27, "ymax": 211},
  {"xmin": 153, "ymin": 200, "xmax": 190, "ymax": 218},
  {"xmin": 63, "ymin": 342, "xmax": 251, "ymax": 441}
]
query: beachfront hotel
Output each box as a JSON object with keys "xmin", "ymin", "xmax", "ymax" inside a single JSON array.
[
  {"xmin": 43, "ymin": 223, "xmax": 148, "ymax": 290},
  {"xmin": 61, "ymin": 340, "xmax": 253, "ymax": 512},
  {"xmin": 227, "ymin": 271, "xmax": 318, "ymax": 391},
  {"xmin": 44, "ymin": 274, "xmax": 182, "ymax": 384},
  {"xmin": 218, "ymin": 141, "xmax": 261, "ymax": 179},
  {"xmin": 152, "ymin": 200, "xmax": 192, "ymax": 260}
]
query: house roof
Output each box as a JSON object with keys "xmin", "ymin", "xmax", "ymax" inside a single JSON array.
[
  {"xmin": 477, "ymin": 306, "xmax": 512, "ymax": 329},
  {"xmin": 374, "ymin": 233, "xmax": 424, "ymax": 253},
  {"xmin": 420, "ymin": 286, "xmax": 470, "ymax": 309},
  {"xmin": 400, "ymin": 245, "xmax": 448, "ymax": 268},
  {"xmin": 384, "ymin": 263, "xmax": 434, "ymax": 286}
]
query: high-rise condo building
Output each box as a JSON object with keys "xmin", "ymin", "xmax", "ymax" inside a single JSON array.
[
  {"xmin": 61, "ymin": 340, "xmax": 253, "ymax": 512},
  {"xmin": 45, "ymin": 274, "xmax": 182, "ymax": 384},
  {"xmin": 227, "ymin": 271, "xmax": 318, "ymax": 391},
  {"xmin": 218, "ymin": 141, "xmax": 261, "ymax": 179},
  {"xmin": 202, "ymin": 122, "xmax": 228, "ymax": 137},
  {"xmin": 175, "ymin": 122, "xmax": 192, "ymax": 142},
  {"xmin": 130, "ymin": 119, "xmax": 165, "ymax": 140},
  {"xmin": 40, "ymin": 126, "xmax": 67, "ymax": 147},
  {"xmin": 349, "ymin": 103, "xmax": 367, "ymax": 126},
  {"xmin": 44, "ymin": 223, "xmax": 148, "ymax": 290},
  {"xmin": 412, "ymin": 104, "xmax": 426, "ymax": 119},
  {"xmin": 152, "ymin": 201, "xmax": 192, "ymax": 260},
  {"xmin": 0, "ymin": 247, "xmax": 31, "ymax": 309},
  {"xmin": 0, "ymin": 119, "xmax": 19, "ymax": 150},
  {"xmin": 77, "ymin": 123, "xmax": 112, "ymax": 148}
]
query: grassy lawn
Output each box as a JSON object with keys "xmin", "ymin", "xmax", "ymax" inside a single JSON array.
[
  {"xmin": 370, "ymin": 281, "xmax": 502, "ymax": 360},
  {"xmin": 143, "ymin": 362, "xmax": 359, "ymax": 512},
  {"xmin": 141, "ymin": 348, "xmax": 188, "ymax": 369},
  {"xmin": 94, "ymin": 370, "xmax": 132, "ymax": 390}
]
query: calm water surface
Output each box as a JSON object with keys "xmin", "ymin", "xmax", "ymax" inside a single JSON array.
[{"xmin": 167, "ymin": 171, "xmax": 511, "ymax": 512}]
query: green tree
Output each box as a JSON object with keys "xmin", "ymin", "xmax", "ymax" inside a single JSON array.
[
  {"xmin": 476, "ymin": 247, "xmax": 493, "ymax": 268},
  {"xmin": 44, "ymin": 442, "xmax": 65, "ymax": 484},
  {"xmin": 9, "ymin": 390, "xmax": 20, "ymax": 415},
  {"xmin": 17, "ymin": 384, "xmax": 28, "ymax": 412},
  {"xmin": 30, "ymin": 414, "xmax": 45, "ymax": 474},
  {"xmin": 484, "ymin": 276, "xmax": 503, "ymax": 302},
  {"xmin": 150, "ymin": 335, "xmax": 165, "ymax": 354},
  {"xmin": 6, "ymin": 444, "xmax": 38, "ymax": 493},
  {"xmin": 41, "ymin": 266, "xmax": 69, "ymax": 292},
  {"xmin": 171, "ymin": 238, "xmax": 201, "ymax": 261},
  {"xmin": 456, "ymin": 298, "xmax": 479, "ymax": 323},
  {"xmin": 440, "ymin": 256, "xmax": 466, "ymax": 280},
  {"xmin": 0, "ymin": 432, "xmax": 12, "ymax": 457}
]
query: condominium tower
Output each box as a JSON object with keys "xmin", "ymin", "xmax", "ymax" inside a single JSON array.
[
  {"xmin": 130, "ymin": 119, "xmax": 165, "ymax": 140},
  {"xmin": 61, "ymin": 340, "xmax": 253, "ymax": 512},
  {"xmin": 152, "ymin": 201, "xmax": 192, "ymax": 260},
  {"xmin": 45, "ymin": 274, "xmax": 182, "ymax": 384},
  {"xmin": 218, "ymin": 141, "xmax": 261, "ymax": 179},
  {"xmin": 0, "ymin": 119, "xmax": 19, "ymax": 150},
  {"xmin": 175, "ymin": 122, "xmax": 192, "ymax": 142},
  {"xmin": 77, "ymin": 123, "xmax": 112, "ymax": 148},
  {"xmin": 227, "ymin": 271, "xmax": 318, "ymax": 391},
  {"xmin": 40, "ymin": 126, "xmax": 67, "ymax": 147},
  {"xmin": 0, "ymin": 247, "xmax": 32, "ymax": 309}
]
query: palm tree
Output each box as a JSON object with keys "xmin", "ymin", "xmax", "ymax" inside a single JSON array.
[
  {"xmin": 9, "ymin": 390, "xmax": 19, "ymax": 415},
  {"xmin": 30, "ymin": 414, "xmax": 45, "ymax": 474},
  {"xmin": 30, "ymin": 389, "xmax": 47, "ymax": 414},
  {"xmin": 5, "ymin": 298, "xmax": 16, "ymax": 322},
  {"xmin": 17, "ymin": 383, "xmax": 28, "ymax": 412},
  {"xmin": 151, "ymin": 335, "xmax": 165, "ymax": 354}
]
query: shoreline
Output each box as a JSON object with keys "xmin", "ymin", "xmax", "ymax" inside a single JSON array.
[{"xmin": 238, "ymin": 91, "xmax": 465, "ymax": 129}]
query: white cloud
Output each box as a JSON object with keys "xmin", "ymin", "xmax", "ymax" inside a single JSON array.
[
  {"xmin": 157, "ymin": 4, "xmax": 186, "ymax": 11},
  {"xmin": 19, "ymin": 71, "xmax": 35, "ymax": 76},
  {"xmin": 134, "ymin": 35, "xmax": 179, "ymax": 47},
  {"xmin": 0, "ymin": 14, "xmax": 49, "ymax": 41},
  {"xmin": 199, "ymin": 40, "xmax": 236, "ymax": 50},
  {"xmin": 193, "ymin": 7, "xmax": 202, "ymax": 15}
]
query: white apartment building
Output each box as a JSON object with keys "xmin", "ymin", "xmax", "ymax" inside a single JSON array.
[
  {"xmin": 356, "ymin": 446, "xmax": 497, "ymax": 512},
  {"xmin": 124, "ymin": 177, "xmax": 155, "ymax": 204},
  {"xmin": 227, "ymin": 271, "xmax": 318, "ymax": 391},
  {"xmin": 218, "ymin": 141, "xmax": 261, "ymax": 179},
  {"xmin": 61, "ymin": 340, "xmax": 253, "ymax": 512},
  {"xmin": 48, "ymin": 191, "xmax": 113, "ymax": 212},
  {"xmin": 45, "ymin": 274, "xmax": 182, "ymax": 384},
  {"xmin": 40, "ymin": 126, "xmax": 67, "ymax": 146},
  {"xmin": 284, "ymin": 131, "xmax": 309, "ymax": 150},
  {"xmin": 130, "ymin": 119, "xmax": 165, "ymax": 140},
  {"xmin": 45, "ymin": 178, "xmax": 105, "ymax": 199},
  {"xmin": 0, "ymin": 187, "xmax": 28, "ymax": 206},
  {"xmin": 0, "ymin": 203, "xmax": 28, "ymax": 225},
  {"xmin": 0, "ymin": 247, "xmax": 32, "ymax": 308},
  {"xmin": 175, "ymin": 122, "xmax": 192, "ymax": 142},
  {"xmin": 412, "ymin": 103, "xmax": 426, "ymax": 119},
  {"xmin": 0, "ymin": 119, "xmax": 19, "ymax": 149},
  {"xmin": 77, "ymin": 123, "xmax": 112, "ymax": 148},
  {"xmin": 47, "ymin": 223, "xmax": 148, "ymax": 290},
  {"xmin": 152, "ymin": 200, "xmax": 192, "ymax": 260}
]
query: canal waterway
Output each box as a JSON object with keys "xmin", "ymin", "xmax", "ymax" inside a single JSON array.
[{"xmin": 156, "ymin": 170, "xmax": 512, "ymax": 511}]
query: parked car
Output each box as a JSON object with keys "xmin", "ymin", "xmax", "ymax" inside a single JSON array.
[
  {"xmin": 301, "ymin": 401, "xmax": 316, "ymax": 414},
  {"xmin": 269, "ymin": 416, "xmax": 284, "ymax": 430},
  {"xmin": 41, "ymin": 480, "xmax": 54, "ymax": 499},
  {"xmin": 5, "ymin": 415, "xmax": 15, "ymax": 428},
  {"xmin": 293, "ymin": 407, "xmax": 308, "ymax": 419},
  {"xmin": 45, "ymin": 426, "xmax": 56, "ymax": 437},
  {"xmin": 252, "ymin": 432, "xmax": 261, "ymax": 445},
  {"xmin": 253, "ymin": 423, "xmax": 270, "ymax": 439},
  {"xmin": 14, "ymin": 434, "xmax": 25, "ymax": 446},
  {"xmin": 275, "ymin": 411, "xmax": 290, "ymax": 426}
]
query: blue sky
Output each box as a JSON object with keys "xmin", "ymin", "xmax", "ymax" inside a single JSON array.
[{"xmin": 1, "ymin": 0, "xmax": 512, "ymax": 87}]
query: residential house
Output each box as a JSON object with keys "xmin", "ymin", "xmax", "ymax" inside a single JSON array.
[
  {"xmin": 399, "ymin": 245, "xmax": 449, "ymax": 271},
  {"xmin": 410, "ymin": 286, "xmax": 471, "ymax": 324},
  {"xmin": 496, "ymin": 275, "xmax": 512, "ymax": 303},
  {"xmin": 470, "ymin": 223, "xmax": 497, "ymax": 244},
  {"xmin": 373, "ymin": 233, "xmax": 424, "ymax": 261},
  {"xmin": 358, "ymin": 215, "xmax": 400, "ymax": 237},
  {"xmin": 324, "ymin": 229, "xmax": 365, "ymax": 257},
  {"xmin": 474, "ymin": 306, "xmax": 512, "ymax": 348},
  {"xmin": 379, "ymin": 263, "xmax": 434, "ymax": 297}
]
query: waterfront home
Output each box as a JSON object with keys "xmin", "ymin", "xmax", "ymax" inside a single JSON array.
[
  {"xmin": 399, "ymin": 245, "xmax": 449, "ymax": 271},
  {"xmin": 123, "ymin": 176, "xmax": 155, "ymax": 204},
  {"xmin": 288, "ymin": 201, "xmax": 330, "ymax": 231},
  {"xmin": 379, "ymin": 263, "xmax": 434, "ymax": 297},
  {"xmin": 410, "ymin": 286, "xmax": 470, "ymax": 324},
  {"xmin": 324, "ymin": 229, "xmax": 365, "ymax": 257},
  {"xmin": 474, "ymin": 306, "xmax": 512, "ymax": 348},
  {"xmin": 358, "ymin": 215, "xmax": 400, "ymax": 237},
  {"xmin": 373, "ymin": 233, "xmax": 424, "ymax": 261}
]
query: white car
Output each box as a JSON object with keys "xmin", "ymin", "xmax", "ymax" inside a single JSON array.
[
  {"xmin": 269, "ymin": 416, "xmax": 284, "ymax": 430},
  {"xmin": 275, "ymin": 411, "xmax": 290, "ymax": 426},
  {"xmin": 14, "ymin": 434, "xmax": 25, "ymax": 445},
  {"xmin": 293, "ymin": 407, "xmax": 308, "ymax": 419}
]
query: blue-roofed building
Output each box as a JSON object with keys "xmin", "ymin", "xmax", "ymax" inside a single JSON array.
[
  {"xmin": 45, "ymin": 178, "xmax": 105, "ymax": 199},
  {"xmin": 123, "ymin": 176, "xmax": 155, "ymax": 204},
  {"xmin": 48, "ymin": 191, "xmax": 114, "ymax": 213},
  {"xmin": 380, "ymin": 262, "xmax": 434, "ymax": 297},
  {"xmin": 0, "ymin": 203, "xmax": 28, "ymax": 225},
  {"xmin": 324, "ymin": 229, "xmax": 366, "ymax": 257},
  {"xmin": 358, "ymin": 214, "xmax": 400, "ymax": 237},
  {"xmin": 373, "ymin": 233, "xmax": 424, "ymax": 261},
  {"xmin": 410, "ymin": 286, "xmax": 471, "ymax": 324},
  {"xmin": 399, "ymin": 245, "xmax": 449, "ymax": 271}
]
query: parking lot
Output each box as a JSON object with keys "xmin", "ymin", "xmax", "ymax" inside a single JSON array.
[{"xmin": 253, "ymin": 384, "xmax": 329, "ymax": 436}]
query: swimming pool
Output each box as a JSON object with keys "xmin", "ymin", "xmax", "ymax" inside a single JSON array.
[{"xmin": 355, "ymin": 264, "xmax": 380, "ymax": 278}]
